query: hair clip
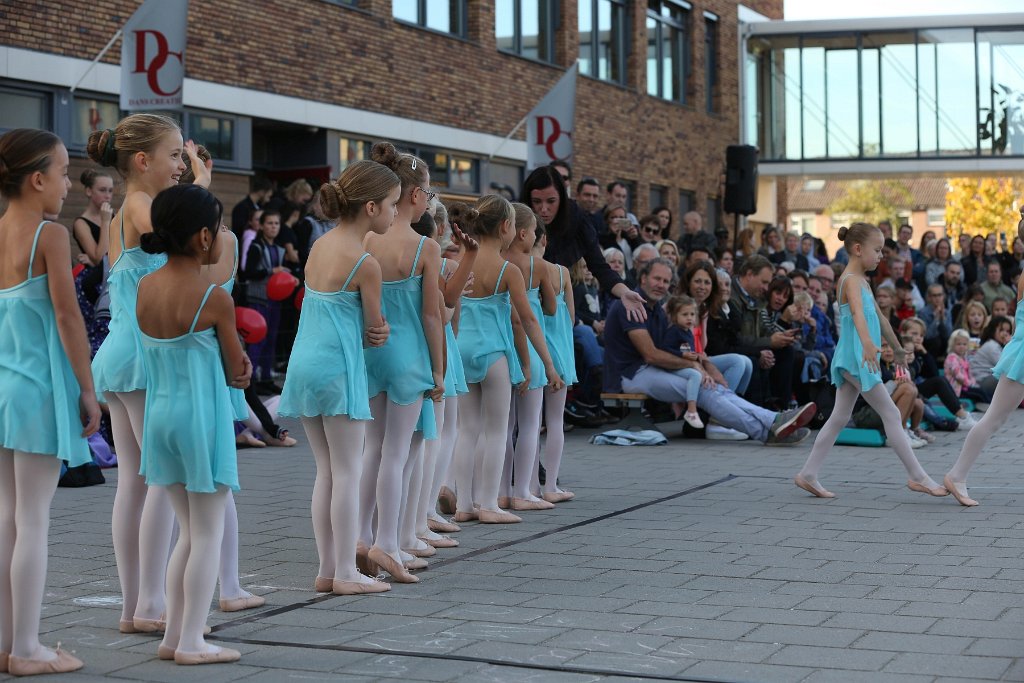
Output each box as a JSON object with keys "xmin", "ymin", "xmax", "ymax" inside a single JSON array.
[{"xmin": 411, "ymin": 158, "xmax": 417, "ymax": 171}]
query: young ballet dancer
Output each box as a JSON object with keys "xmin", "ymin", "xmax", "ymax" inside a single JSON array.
[
  {"xmin": 0, "ymin": 129, "xmax": 101, "ymax": 676},
  {"xmin": 449, "ymin": 197, "xmax": 564, "ymax": 525},
  {"xmin": 357, "ymin": 142, "xmax": 444, "ymax": 583},
  {"xmin": 135, "ymin": 183, "xmax": 248, "ymax": 665},
  {"xmin": 945, "ymin": 211, "xmax": 1024, "ymax": 506},
  {"xmin": 537, "ymin": 226, "xmax": 578, "ymax": 503},
  {"xmin": 86, "ymin": 114, "xmax": 213, "ymax": 633},
  {"xmin": 794, "ymin": 222, "xmax": 948, "ymax": 499},
  {"xmin": 502, "ymin": 203, "xmax": 561, "ymax": 512},
  {"xmin": 278, "ymin": 160, "xmax": 398, "ymax": 594}
]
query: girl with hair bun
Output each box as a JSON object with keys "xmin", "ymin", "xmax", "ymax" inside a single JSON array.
[
  {"xmin": 355, "ymin": 142, "xmax": 444, "ymax": 584},
  {"xmin": 450, "ymin": 195, "xmax": 564, "ymax": 526},
  {"xmin": 0, "ymin": 128, "xmax": 100, "ymax": 676},
  {"xmin": 134, "ymin": 183, "xmax": 248, "ymax": 665},
  {"xmin": 278, "ymin": 160, "xmax": 398, "ymax": 594},
  {"xmin": 795, "ymin": 223, "xmax": 947, "ymax": 500},
  {"xmin": 72, "ymin": 168, "xmax": 114, "ymax": 353},
  {"xmin": 86, "ymin": 113, "xmax": 214, "ymax": 633}
]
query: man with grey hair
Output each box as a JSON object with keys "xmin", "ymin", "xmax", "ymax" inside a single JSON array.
[
  {"xmin": 676, "ymin": 211, "xmax": 717, "ymax": 258},
  {"xmin": 603, "ymin": 258, "xmax": 815, "ymax": 445},
  {"xmin": 628, "ymin": 243, "xmax": 659, "ymax": 284}
]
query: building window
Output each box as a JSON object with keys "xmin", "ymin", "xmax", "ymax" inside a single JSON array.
[
  {"xmin": 705, "ymin": 196, "xmax": 720, "ymax": 233},
  {"xmin": 187, "ymin": 113, "xmax": 235, "ymax": 162},
  {"xmin": 393, "ymin": 0, "xmax": 466, "ymax": 37},
  {"xmin": 679, "ymin": 189, "xmax": 695, "ymax": 215},
  {"xmin": 338, "ymin": 138, "xmax": 372, "ymax": 172},
  {"xmin": 704, "ymin": 12, "xmax": 718, "ymax": 112},
  {"xmin": 649, "ymin": 184, "xmax": 666, "ymax": 211},
  {"xmin": 72, "ymin": 97, "xmax": 121, "ymax": 149},
  {"xmin": 448, "ymin": 155, "xmax": 478, "ymax": 193},
  {"xmin": 496, "ymin": 1, "xmax": 556, "ymax": 63},
  {"xmin": 646, "ymin": 0, "xmax": 690, "ymax": 103},
  {"xmin": 0, "ymin": 88, "xmax": 48, "ymax": 132},
  {"xmin": 579, "ymin": 0, "xmax": 627, "ymax": 85}
]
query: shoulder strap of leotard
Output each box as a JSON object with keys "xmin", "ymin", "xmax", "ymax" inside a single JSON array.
[
  {"xmin": 118, "ymin": 212, "xmax": 126, "ymax": 250},
  {"xmin": 836, "ymin": 273, "xmax": 853, "ymax": 305},
  {"xmin": 27, "ymin": 221, "xmax": 47, "ymax": 278},
  {"xmin": 440, "ymin": 257, "xmax": 447, "ymax": 278},
  {"xmin": 529, "ymin": 256, "xmax": 536, "ymax": 288},
  {"xmin": 495, "ymin": 260, "xmax": 511, "ymax": 295},
  {"xmin": 557, "ymin": 264, "xmax": 564, "ymax": 292},
  {"xmin": 230, "ymin": 232, "xmax": 239, "ymax": 281},
  {"xmin": 189, "ymin": 284, "xmax": 218, "ymax": 334},
  {"xmin": 409, "ymin": 236, "xmax": 427, "ymax": 278},
  {"xmin": 342, "ymin": 253, "xmax": 371, "ymax": 292}
]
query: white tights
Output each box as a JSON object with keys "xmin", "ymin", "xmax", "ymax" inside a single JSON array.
[
  {"xmin": 541, "ymin": 385, "xmax": 568, "ymax": 493},
  {"xmin": 509, "ymin": 388, "xmax": 543, "ymax": 500},
  {"xmin": 303, "ymin": 415, "xmax": 366, "ymax": 582},
  {"xmin": 406, "ymin": 403, "xmax": 445, "ymax": 545},
  {"xmin": 106, "ymin": 390, "xmax": 148, "ymax": 625},
  {"xmin": 799, "ymin": 374, "xmax": 931, "ymax": 484},
  {"xmin": 0, "ymin": 450, "xmax": 61, "ymax": 661},
  {"xmin": 358, "ymin": 395, "xmax": 423, "ymax": 561},
  {"xmin": 453, "ymin": 358, "xmax": 513, "ymax": 513},
  {"xmin": 422, "ymin": 397, "xmax": 458, "ymax": 532},
  {"xmin": 948, "ymin": 376, "xmax": 1024, "ymax": 482},
  {"xmin": 160, "ymin": 484, "xmax": 227, "ymax": 656}
]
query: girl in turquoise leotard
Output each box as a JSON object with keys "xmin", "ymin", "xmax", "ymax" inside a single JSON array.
[
  {"xmin": 0, "ymin": 129, "xmax": 100, "ymax": 676},
  {"xmin": 796, "ymin": 223, "xmax": 947, "ymax": 500}
]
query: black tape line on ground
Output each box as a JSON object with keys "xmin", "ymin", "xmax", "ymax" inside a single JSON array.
[
  {"xmin": 211, "ymin": 473, "xmax": 738, "ymax": 633},
  {"xmin": 211, "ymin": 635, "xmax": 758, "ymax": 683}
]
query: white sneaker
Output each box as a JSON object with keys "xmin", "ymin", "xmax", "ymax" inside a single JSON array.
[
  {"xmin": 706, "ymin": 424, "xmax": 749, "ymax": 441},
  {"xmin": 904, "ymin": 429, "xmax": 926, "ymax": 448},
  {"xmin": 684, "ymin": 411, "xmax": 705, "ymax": 429},
  {"xmin": 956, "ymin": 414, "xmax": 977, "ymax": 430}
]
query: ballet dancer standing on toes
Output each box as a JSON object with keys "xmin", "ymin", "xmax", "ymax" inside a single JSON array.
[
  {"xmin": 279, "ymin": 160, "xmax": 398, "ymax": 594},
  {"xmin": 794, "ymin": 222, "xmax": 948, "ymax": 500},
  {"xmin": 0, "ymin": 129, "xmax": 100, "ymax": 677},
  {"xmin": 86, "ymin": 115, "xmax": 215, "ymax": 634},
  {"xmin": 945, "ymin": 210, "xmax": 1024, "ymax": 506},
  {"xmin": 135, "ymin": 184, "xmax": 249, "ymax": 665},
  {"xmin": 357, "ymin": 142, "xmax": 445, "ymax": 584}
]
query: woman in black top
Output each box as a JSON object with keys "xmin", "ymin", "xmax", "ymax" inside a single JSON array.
[{"xmin": 522, "ymin": 166, "xmax": 646, "ymax": 322}]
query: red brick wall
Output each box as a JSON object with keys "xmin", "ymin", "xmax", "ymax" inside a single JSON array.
[{"xmin": 5, "ymin": 0, "xmax": 782, "ymax": 226}]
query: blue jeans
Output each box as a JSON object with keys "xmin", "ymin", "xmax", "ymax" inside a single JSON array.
[
  {"xmin": 573, "ymin": 323, "xmax": 603, "ymax": 368},
  {"xmin": 709, "ymin": 354, "xmax": 753, "ymax": 395},
  {"xmin": 622, "ymin": 365, "xmax": 777, "ymax": 441}
]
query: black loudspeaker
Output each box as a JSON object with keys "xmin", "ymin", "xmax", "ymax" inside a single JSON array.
[{"xmin": 723, "ymin": 145, "xmax": 758, "ymax": 216}]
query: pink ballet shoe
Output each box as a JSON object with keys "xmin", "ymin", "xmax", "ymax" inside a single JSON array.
[
  {"xmin": 219, "ymin": 594, "xmax": 266, "ymax": 612},
  {"xmin": 8, "ymin": 647, "xmax": 83, "ymax": 676},
  {"xmin": 907, "ymin": 479, "xmax": 949, "ymax": 497},
  {"xmin": 173, "ymin": 646, "xmax": 241, "ymax": 665},
  {"xmin": 119, "ymin": 619, "xmax": 139, "ymax": 634},
  {"xmin": 453, "ymin": 509, "xmax": 478, "ymax": 523},
  {"xmin": 356, "ymin": 542, "xmax": 378, "ymax": 576},
  {"xmin": 437, "ymin": 486, "xmax": 457, "ymax": 515},
  {"xmin": 133, "ymin": 616, "xmax": 166, "ymax": 633},
  {"xmin": 427, "ymin": 517, "xmax": 461, "ymax": 533},
  {"xmin": 477, "ymin": 508, "xmax": 522, "ymax": 524},
  {"xmin": 332, "ymin": 577, "xmax": 391, "ymax": 595},
  {"xmin": 420, "ymin": 535, "xmax": 458, "ymax": 548},
  {"xmin": 0, "ymin": 652, "xmax": 8, "ymax": 674},
  {"xmin": 943, "ymin": 474, "xmax": 979, "ymax": 507},
  {"xmin": 368, "ymin": 546, "xmax": 419, "ymax": 583},
  {"xmin": 403, "ymin": 556, "xmax": 428, "ymax": 570},
  {"xmin": 541, "ymin": 490, "xmax": 575, "ymax": 503},
  {"xmin": 794, "ymin": 475, "xmax": 835, "ymax": 499},
  {"xmin": 314, "ymin": 576, "xmax": 333, "ymax": 593},
  {"xmin": 403, "ymin": 544, "xmax": 436, "ymax": 558},
  {"xmin": 157, "ymin": 645, "xmax": 176, "ymax": 661},
  {"xmin": 511, "ymin": 497, "xmax": 555, "ymax": 511},
  {"xmin": 497, "ymin": 496, "xmax": 512, "ymax": 509}
]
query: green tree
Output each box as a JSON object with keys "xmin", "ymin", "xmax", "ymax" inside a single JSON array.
[
  {"xmin": 945, "ymin": 177, "xmax": 1023, "ymax": 246},
  {"xmin": 826, "ymin": 180, "xmax": 912, "ymax": 227}
]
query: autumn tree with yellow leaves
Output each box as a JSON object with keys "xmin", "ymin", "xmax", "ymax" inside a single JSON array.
[{"xmin": 945, "ymin": 177, "xmax": 1023, "ymax": 246}]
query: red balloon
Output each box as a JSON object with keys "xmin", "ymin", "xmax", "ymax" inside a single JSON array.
[
  {"xmin": 294, "ymin": 286, "xmax": 305, "ymax": 311},
  {"xmin": 72, "ymin": 263, "xmax": 86, "ymax": 278},
  {"xmin": 235, "ymin": 306, "xmax": 267, "ymax": 345},
  {"xmin": 267, "ymin": 271, "xmax": 298, "ymax": 301}
]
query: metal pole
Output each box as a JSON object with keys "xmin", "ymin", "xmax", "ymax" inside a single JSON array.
[
  {"xmin": 70, "ymin": 29, "xmax": 123, "ymax": 93},
  {"xmin": 488, "ymin": 114, "xmax": 528, "ymax": 161}
]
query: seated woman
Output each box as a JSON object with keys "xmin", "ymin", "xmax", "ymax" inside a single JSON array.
[{"xmin": 969, "ymin": 315, "xmax": 1013, "ymax": 401}]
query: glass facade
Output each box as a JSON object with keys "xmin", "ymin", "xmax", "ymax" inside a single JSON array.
[
  {"xmin": 748, "ymin": 26, "xmax": 1024, "ymax": 161},
  {"xmin": 579, "ymin": 0, "xmax": 627, "ymax": 85},
  {"xmin": 496, "ymin": 0, "xmax": 555, "ymax": 63}
]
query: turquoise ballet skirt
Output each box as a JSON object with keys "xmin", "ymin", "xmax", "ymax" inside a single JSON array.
[
  {"xmin": 92, "ymin": 215, "xmax": 166, "ymax": 399},
  {"xmin": 544, "ymin": 265, "xmax": 578, "ymax": 386},
  {"xmin": 524, "ymin": 256, "xmax": 548, "ymax": 391},
  {"xmin": 458, "ymin": 261, "xmax": 525, "ymax": 386},
  {"xmin": 440, "ymin": 258, "xmax": 468, "ymax": 399},
  {"xmin": 220, "ymin": 234, "xmax": 249, "ymax": 421},
  {"xmin": 139, "ymin": 284, "xmax": 238, "ymax": 492},
  {"xmin": 993, "ymin": 300, "xmax": 1024, "ymax": 383},
  {"xmin": 279, "ymin": 254, "xmax": 372, "ymax": 420},
  {"xmin": 363, "ymin": 237, "xmax": 437, "ymax": 438},
  {"xmin": 830, "ymin": 276, "xmax": 882, "ymax": 392},
  {"xmin": 0, "ymin": 222, "xmax": 92, "ymax": 466}
]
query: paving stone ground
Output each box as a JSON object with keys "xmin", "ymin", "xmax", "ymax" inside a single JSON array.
[{"xmin": 5, "ymin": 409, "xmax": 1024, "ymax": 682}]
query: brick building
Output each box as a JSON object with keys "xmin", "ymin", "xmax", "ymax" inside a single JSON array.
[{"xmin": 1, "ymin": 0, "xmax": 781, "ymax": 228}]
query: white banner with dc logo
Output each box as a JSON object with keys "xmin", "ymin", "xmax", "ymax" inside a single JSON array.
[
  {"xmin": 120, "ymin": 0, "xmax": 188, "ymax": 111},
  {"xmin": 526, "ymin": 63, "xmax": 577, "ymax": 170}
]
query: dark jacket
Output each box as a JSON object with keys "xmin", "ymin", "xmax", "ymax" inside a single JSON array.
[
  {"xmin": 546, "ymin": 201, "xmax": 622, "ymax": 294},
  {"xmin": 729, "ymin": 280, "xmax": 772, "ymax": 354}
]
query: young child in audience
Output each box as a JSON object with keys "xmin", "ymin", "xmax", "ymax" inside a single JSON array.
[
  {"xmin": 660, "ymin": 295, "xmax": 708, "ymax": 429},
  {"xmin": 945, "ymin": 329, "xmax": 991, "ymax": 405},
  {"xmin": 958, "ymin": 300, "xmax": 988, "ymax": 341},
  {"xmin": 243, "ymin": 209, "xmax": 286, "ymax": 383}
]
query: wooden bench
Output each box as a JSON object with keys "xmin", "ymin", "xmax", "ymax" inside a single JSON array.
[{"xmin": 600, "ymin": 392, "xmax": 685, "ymax": 435}]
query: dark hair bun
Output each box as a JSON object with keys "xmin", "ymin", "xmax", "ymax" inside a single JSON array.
[
  {"xmin": 140, "ymin": 230, "xmax": 169, "ymax": 254},
  {"xmin": 319, "ymin": 182, "xmax": 347, "ymax": 219},
  {"xmin": 837, "ymin": 226, "xmax": 849, "ymax": 241},
  {"xmin": 0, "ymin": 153, "xmax": 8, "ymax": 187},
  {"xmin": 447, "ymin": 202, "xmax": 481, "ymax": 238},
  {"xmin": 86, "ymin": 129, "xmax": 117, "ymax": 167},
  {"xmin": 80, "ymin": 168, "xmax": 97, "ymax": 187},
  {"xmin": 370, "ymin": 141, "xmax": 400, "ymax": 170}
]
